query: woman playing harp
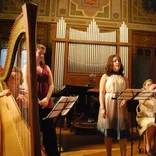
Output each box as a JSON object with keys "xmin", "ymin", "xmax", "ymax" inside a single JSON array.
[{"xmin": 0, "ymin": 3, "xmax": 46, "ymax": 156}]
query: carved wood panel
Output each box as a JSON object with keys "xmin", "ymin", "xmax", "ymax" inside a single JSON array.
[{"xmin": 132, "ymin": 31, "xmax": 156, "ymax": 88}]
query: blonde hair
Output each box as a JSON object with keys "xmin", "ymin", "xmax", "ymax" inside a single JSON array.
[
  {"xmin": 142, "ymin": 79, "xmax": 153, "ymax": 89},
  {"xmin": 36, "ymin": 44, "xmax": 46, "ymax": 52}
]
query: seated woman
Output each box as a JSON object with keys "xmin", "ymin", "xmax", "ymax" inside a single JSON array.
[
  {"xmin": 0, "ymin": 66, "xmax": 22, "ymax": 98},
  {"xmin": 136, "ymin": 79, "xmax": 156, "ymax": 155},
  {"xmin": 1, "ymin": 66, "xmax": 29, "ymax": 124}
]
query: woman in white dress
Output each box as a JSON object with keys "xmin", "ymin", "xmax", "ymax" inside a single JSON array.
[
  {"xmin": 97, "ymin": 54, "xmax": 130, "ymax": 156},
  {"xmin": 136, "ymin": 79, "xmax": 156, "ymax": 155}
]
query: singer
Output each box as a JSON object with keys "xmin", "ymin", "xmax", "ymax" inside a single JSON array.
[{"xmin": 97, "ymin": 54, "xmax": 130, "ymax": 156}]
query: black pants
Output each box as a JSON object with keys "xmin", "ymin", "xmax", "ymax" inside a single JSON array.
[{"xmin": 39, "ymin": 107, "xmax": 60, "ymax": 156}]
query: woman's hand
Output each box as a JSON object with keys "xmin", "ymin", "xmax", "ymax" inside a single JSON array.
[
  {"xmin": 39, "ymin": 97, "xmax": 49, "ymax": 108},
  {"xmin": 120, "ymin": 100, "xmax": 126, "ymax": 107},
  {"xmin": 149, "ymin": 84, "xmax": 156, "ymax": 90},
  {"xmin": 2, "ymin": 89, "xmax": 11, "ymax": 96},
  {"xmin": 16, "ymin": 94, "xmax": 28, "ymax": 102},
  {"xmin": 100, "ymin": 108, "xmax": 106, "ymax": 118}
]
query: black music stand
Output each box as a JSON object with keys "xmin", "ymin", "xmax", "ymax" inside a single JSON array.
[
  {"xmin": 43, "ymin": 95, "xmax": 78, "ymax": 152},
  {"xmin": 117, "ymin": 88, "xmax": 156, "ymax": 156}
]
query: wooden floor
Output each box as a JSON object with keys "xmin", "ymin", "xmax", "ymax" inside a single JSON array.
[{"xmin": 57, "ymin": 127, "xmax": 147, "ymax": 156}]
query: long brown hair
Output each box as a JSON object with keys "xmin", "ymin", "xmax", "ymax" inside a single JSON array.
[{"xmin": 104, "ymin": 54, "xmax": 124, "ymax": 76}]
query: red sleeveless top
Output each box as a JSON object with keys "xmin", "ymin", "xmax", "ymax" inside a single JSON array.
[{"xmin": 37, "ymin": 65, "xmax": 53, "ymax": 108}]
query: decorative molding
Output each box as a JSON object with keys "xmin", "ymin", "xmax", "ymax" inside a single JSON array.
[
  {"xmin": 112, "ymin": 0, "xmax": 121, "ymax": 20},
  {"xmin": 69, "ymin": 0, "xmax": 110, "ymax": 18},
  {"xmin": 128, "ymin": 23, "xmax": 156, "ymax": 32},
  {"xmin": 129, "ymin": 0, "xmax": 156, "ymax": 24},
  {"xmin": 1, "ymin": 0, "xmax": 49, "ymax": 15},
  {"xmin": 1, "ymin": 0, "xmax": 156, "ymax": 32},
  {"xmin": 56, "ymin": 0, "xmax": 69, "ymax": 16}
]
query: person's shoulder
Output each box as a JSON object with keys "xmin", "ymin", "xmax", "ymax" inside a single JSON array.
[
  {"xmin": 122, "ymin": 75, "xmax": 129, "ymax": 84},
  {"xmin": 101, "ymin": 74, "xmax": 108, "ymax": 81},
  {"xmin": 45, "ymin": 65, "xmax": 50, "ymax": 70},
  {"xmin": 44, "ymin": 65, "xmax": 52, "ymax": 73}
]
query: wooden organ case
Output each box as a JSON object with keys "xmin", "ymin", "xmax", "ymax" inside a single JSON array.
[
  {"xmin": 51, "ymin": 19, "xmax": 131, "ymax": 92},
  {"xmin": 0, "ymin": 3, "xmax": 46, "ymax": 156}
]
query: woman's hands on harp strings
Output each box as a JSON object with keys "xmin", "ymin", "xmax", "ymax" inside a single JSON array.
[
  {"xmin": 16, "ymin": 93, "xmax": 28, "ymax": 102},
  {"xmin": 0, "ymin": 89, "xmax": 11, "ymax": 97}
]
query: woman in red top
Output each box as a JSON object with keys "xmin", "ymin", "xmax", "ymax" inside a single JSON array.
[
  {"xmin": 22, "ymin": 44, "xmax": 60, "ymax": 156},
  {"xmin": 36, "ymin": 44, "xmax": 60, "ymax": 156}
]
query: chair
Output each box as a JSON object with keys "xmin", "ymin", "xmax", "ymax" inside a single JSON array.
[
  {"xmin": 136, "ymin": 102, "xmax": 147, "ymax": 154},
  {"xmin": 138, "ymin": 132, "xmax": 146, "ymax": 154}
]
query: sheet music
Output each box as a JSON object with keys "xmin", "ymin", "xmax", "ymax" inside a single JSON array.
[
  {"xmin": 118, "ymin": 92, "xmax": 137, "ymax": 100},
  {"xmin": 117, "ymin": 89, "xmax": 156, "ymax": 100},
  {"xmin": 117, "ymin": 89, "xmax": 142, "ymax": 100},
  {"xmin": 43, "ymin": 96, "xmax": 78, "ymax": 120},
  {"xmin": 123, "ymin": 89, "xmax": 143, "ymax": 93},
  {"xmin": 61, "ymin": 96, "xmax": 78, "ymax": 115},
  {"xmin": 134, "ymin": 92, "xmax": 152, "ymax": 100}
]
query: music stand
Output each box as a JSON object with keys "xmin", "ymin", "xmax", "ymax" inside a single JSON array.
[
  {"xmin": 117, "ymin": 88, "xmax": 156, "ymax": 156},
  {"xmin": 43, "ymin": 95, "xmax": 78, "ymax": 153}
]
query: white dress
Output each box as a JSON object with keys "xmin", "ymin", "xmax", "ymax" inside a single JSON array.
[
  {"xmin": 97, "ymin": 74, "xmax": 130, "ymax": 140},
  {"xmin": 136, "ymin": 98, "xmax": 156, "ymax": 135}
]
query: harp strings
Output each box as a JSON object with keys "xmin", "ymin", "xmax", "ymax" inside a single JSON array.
[{"xmin": 5, "ymin": 43, "xmax": 31, "ymax": 155}]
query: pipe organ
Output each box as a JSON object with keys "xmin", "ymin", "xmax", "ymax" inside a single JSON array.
[
  {"xmin": 119, "ymin": 22, "xmax": 129, "ymax": 77},
  {"xmin": 53, "ymin": 18, "xmax": 129, "ymax": 92},
  {"xmin": 54, "ymin": 17, "xmax": 66, "ymax": 92},
  {"xmin": 68, "ymin": 19, "xmax": 116, "ymax": 73}
]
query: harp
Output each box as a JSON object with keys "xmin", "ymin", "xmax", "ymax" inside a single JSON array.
[{"xmin": 0, "ymin": 3, "xmax": 46, "ymax": 156}]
